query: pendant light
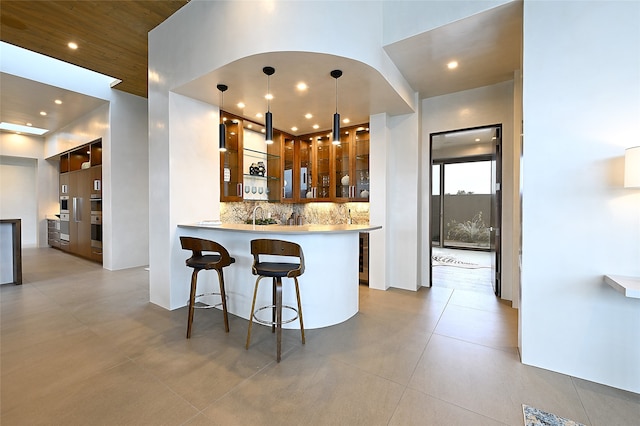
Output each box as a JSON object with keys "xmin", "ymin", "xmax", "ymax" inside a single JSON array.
[
  {"xmin": 217, "ymin": 84, "xmax": 228, "ymax": 152},
  {"xmin": 263, "ymin": 66, "xmax": 275, "ymax": 144},
  {"xmin": 331, "ymin": 69, "xmax": 343, "ymax": 145}
]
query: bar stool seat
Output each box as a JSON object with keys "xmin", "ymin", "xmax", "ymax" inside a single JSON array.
[
  {"xmin": 180, "ymin": 236, "xmax": 235, "ymax": 338},
  {"xmin": 245, "ymin": 239, "xmax": 305, "ymax": 362}
]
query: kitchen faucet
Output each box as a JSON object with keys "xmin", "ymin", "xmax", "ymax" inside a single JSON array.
[{"xmin": 252, "ymin": 205, "xmax": 264, "ymax": 226}]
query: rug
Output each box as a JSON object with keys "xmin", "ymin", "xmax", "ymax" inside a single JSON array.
[
  {"xmin": 522, "ymin": 404, "xmax": 585, "ymax": 426},
  {"xmin": 431, "ymin": 254, "xmax": 488, "ymax": 269}
]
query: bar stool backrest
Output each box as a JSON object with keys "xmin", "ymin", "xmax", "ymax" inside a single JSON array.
[
  {"xmin": 180, "ymin": 236, "xmax": 235, "ymax": 269},
  {"xmin": 250, "ymin": 239, "xmax": 305, "ymax": 278}
]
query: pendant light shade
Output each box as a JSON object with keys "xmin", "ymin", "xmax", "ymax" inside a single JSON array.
[
  {"xmin": 217, "ymin": 84, "xmax": 228, "ymax": 152},
  {"xmin": 331, "ymin": 70, "xmax": 343, "ymax": 145},
  {"xmin": 263, "ymin": 66, "xmax": 275, "ymax": 145}
]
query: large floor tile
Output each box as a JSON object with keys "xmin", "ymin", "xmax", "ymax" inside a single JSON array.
[
  {"xmin": 201, "ymin": 350, "xmax": 405, "ymax": 425},
  {"xmin": 1, "ymin": 328, "xmax": 129, "ymax": 414},
  {"xmin": 573, "ymin": 377, "xmax": 640, "ymax": 426},
  {"xmin": 433, "ymin": 302, "xmax": 518, "ymax": 350},
  {"xmin": 408, "ymin": 334, "xmax": 589, "ymax": 425},
  {"xmin": 0, "ymin": 360, "xmax": 198, "ymax": 426},
  {"xmin": 389, "ymin": 388, "xmax": 506, "ymax": 426},
  {"xmin": 304, "ymin": 312, "xmax": 430, "ymax": 385}
]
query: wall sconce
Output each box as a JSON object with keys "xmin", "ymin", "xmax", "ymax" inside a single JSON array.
[
  {"xmin": 263, "ymin": 66, "xmax": 275, "ymax": 145},
  {"xmin": 624, "ymin": 146, "xmax": 640, "ymax": 188},
  {"xmin": 331, "ymin": 69, "xmax": 343, "ymax": 145},
  {"xmin": 217, "ymin": 84, "xmax": 228, "ymax": 152}
]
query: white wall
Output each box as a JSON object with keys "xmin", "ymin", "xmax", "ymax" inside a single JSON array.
[
  {"xmin": 0, "ymin": 133, "xmax": 59, "ymax": 247},
  {"xmin": 0, "ymin": 156, "xmax": 37, "ymax": 247},
  {"xmin": 106, "ymin": 90, "xmax": 149, "ymax": 270},
  {"xmin": 422, "ymin": 81, "xmax": 518, "ymax": 303},
  {"xmin": 521, "ymin": 1, "xmax": 640, "ymax": 393},
  {"xmin": 385, "ymin": 95, "xmax": 421, "ymax": 291}
]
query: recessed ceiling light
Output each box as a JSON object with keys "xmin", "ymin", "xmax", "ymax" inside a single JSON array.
[
  {"xmin": 447, "ymin": 61, "xmax": 458, "ymax": 69},
  {"xmin": 291, "ymin": 127, "xmax": 298, "ymax": 132},
  {"xmin": 475, "ymin": 138, "xmax": 481, "ymax": 142},
  {"xmin": 297, "ymin": 82, "xmax": 308, "ymax": 91},
  {"xmin": 265, "ymin": 94, "xmax": 273, "ymax": 100},
  {"xmin": 55, "ymin": 99, "xmax": 62, "ymax": 105},
  {"xmin": 237, "ymin": 102, "xmax": 245, "ymax": 108},
  {"xmin": 256, "ymin": 113, "xmax": 263, "ymax": 118},
  {"xmin": 0, "ymin": 122, "xmax": 49, "ymax": 135},
  {"xmin": 342, "ymin": 118, "xmax": 350, "ymax": 124},
  {"xmin": 247, "ymin": 124, "xmax": 253, "ymax": 129},
  {"xmin": 26, "ymin": 123, "xmax": 32, "ymax": 126},
  {"xmin": 68, "ymin": 42, "xmax": 78, "ymax": 50},
  {"xmin": 305, "ymin": 113, "xmax": 312, "ymax": 119},
  {"xmin": 40, "ymin": 111, "xmax": 47, "ymax": 116},
  {"xmin": 313, "ymin": 124, "xmax": 319, "ymax": 129}
]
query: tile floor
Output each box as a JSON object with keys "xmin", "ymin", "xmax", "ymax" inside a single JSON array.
[{"xmin": 1, "ymin": 248, "xmax": 638, "ymax": 425}]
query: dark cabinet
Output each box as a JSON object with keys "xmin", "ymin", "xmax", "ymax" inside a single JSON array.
[
  {"xmin": 58, "ymin": 138, "xmax": 102, "ymax": 263},
  {"xmin": 220, "ymin": 111, "xmax": 281, "ymax": 202}
]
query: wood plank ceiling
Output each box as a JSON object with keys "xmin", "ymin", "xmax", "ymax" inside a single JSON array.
[{"xmin": 0, "ymin": 1, "xmax": 189, "ymax": 98}]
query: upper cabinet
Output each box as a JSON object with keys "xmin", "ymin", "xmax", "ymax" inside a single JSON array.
[
  {"xmin": 219, "ymin": 111, "xmax": 281, "ymax": 202},
  {"xmin": 298, "ymin": 124, "xmax": 369, "ymax": 203},
  {"xmin": 60, "ymin": 139, "xmax": 101, "ymax": 173},
  {"xmin": 335, "ymin": 126, "xmax": 370, "ymax": 202},
  {"xmin": 219, "ymin": 111, "xmax": 368, "ymax": 204}
]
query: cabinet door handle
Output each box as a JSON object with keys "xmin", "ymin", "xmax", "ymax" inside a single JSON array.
[
  {"xmin": 237, "ymin": 183, "xmax": 243, "ymax": 196},
  {"xmin": 73, "ymin": 198, "xmax": 83, "ymax": 222}
]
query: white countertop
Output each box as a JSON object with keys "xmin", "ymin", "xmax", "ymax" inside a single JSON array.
[
  {"xmin": 46, "ymin": 215, "xmax": 61, "ymax": 221},
  {"xmin": 178, "ymin": 222, "xmax": 382, "ymax": 234},
  {"xmin": 604, "ymin": 275, "xmax": 640, "ymax": 299}
]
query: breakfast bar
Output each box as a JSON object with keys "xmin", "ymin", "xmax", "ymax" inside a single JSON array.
[{"xmin": 176, "ymin": 223, "xmax": 381, "ymax": 329}]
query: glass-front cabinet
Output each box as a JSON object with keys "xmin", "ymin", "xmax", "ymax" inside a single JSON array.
[
  {"xmin": 353, "ymin": 126, "xmax": 370, "ymax": 201},
  {"xmin": 220, "ymin": 111, "xmax": 281, "ymax": 202},
  {"xmin": 312, "ymin": 133, "xmax": 332, "ymax": 201},
  {"xmin": 220, "ymin": 116, "xmax": 242, "ymax": 201},
  {"xmin": 219, "ymin": 111, "xmax": 367, "ymax": 204},
  {"xmin": 334, "ymin": 125, "xmax": 370, "ymax": 202}
]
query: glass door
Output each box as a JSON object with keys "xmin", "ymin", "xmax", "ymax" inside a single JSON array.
[
  {"xmin": 353, "ymin": 127, "xmax": 370, "ymax": 200},
  {"xmin": 220, "ymin": 117, "xmax": 242, "ymax": 201},
  {"xmin": 313, "ymin": 134, "xmax": 331, "ymax": 201}
]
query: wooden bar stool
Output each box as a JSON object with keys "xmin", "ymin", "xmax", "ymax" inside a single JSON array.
[
  {"xmin": 245, "ymin": 239, "xmax": 305, "ymax": 362},
  {"xmin": 180, "ymin": 236, "xmax": 235, "ymax": 338}
]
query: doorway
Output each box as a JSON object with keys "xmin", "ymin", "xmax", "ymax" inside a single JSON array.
[{"xmin": 429, "ymin": 125, "xmax": 502, "ymax": 296}]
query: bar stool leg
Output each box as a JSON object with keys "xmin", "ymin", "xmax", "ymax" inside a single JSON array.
[
  {"xmin": 246, "ymin": 276, "xmax": 262, "ymax": 349},
  {"xmin": 187, "ymin": 268, "xmax": 200, "ymax": 338},
  {"xmin": 294, "ymin": 277, "xmax": 305, "ymax": 344},
  {"xmin": 271, "ymin": 278, "xmax": 277, "ymax": 333},
  {"xmin": 216, "ymin": 269, "xmax": 230, "ymax": 333},
  {"xmin": 275, "ymin": 277, "xmax": 283, "ymax": 362}
]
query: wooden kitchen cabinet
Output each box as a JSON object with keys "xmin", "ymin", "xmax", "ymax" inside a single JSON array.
[
  {"xmin": 58, "ymin": 138, "xmax": 102, "ymax": 262},
  {"xmin": 334, "ymin": 126, "xmax": 370, "ymax": 202},
  {"xmin": 220, "ymin": 111, "xmax": 281, "ymax": 202},
  {"xmin": 290, "ymin": 123, "xmax": 369, "ymax": 203}
]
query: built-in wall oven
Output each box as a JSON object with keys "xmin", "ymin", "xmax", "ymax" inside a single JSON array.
[
  {"xmin": 90, "ymin": 195, "xmax": 102, "ymax": 251},
  {"xmin": 59, "ymin": 194, "xmax": 70, "ymax": 243}
]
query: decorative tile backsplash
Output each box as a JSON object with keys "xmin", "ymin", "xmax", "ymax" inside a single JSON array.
[{"xmin": 221, "ymin": 202, "xmax": 369, "ymax": 225}]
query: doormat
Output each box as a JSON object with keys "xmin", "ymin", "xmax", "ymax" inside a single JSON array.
[
  {"xmin": 431, "ymin": 254, "xmax": 487, "ymax": 268},
  {"xmin": 522, "ymin": 404, "xmax": 585, "ymax": 426}
]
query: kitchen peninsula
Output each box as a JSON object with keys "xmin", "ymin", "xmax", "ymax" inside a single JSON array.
[{"xmin": 177, "ymin": 222, "xmax": 381, "ymax": 329}]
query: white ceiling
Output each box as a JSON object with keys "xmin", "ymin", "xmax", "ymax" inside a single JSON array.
[
  {"xmin": 0, "ymin": 72, "xmax": 107, "ymax": 135},
  {"xmin": 0, "ymin": 1, "xmax": 522, "ymax": 138}
]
